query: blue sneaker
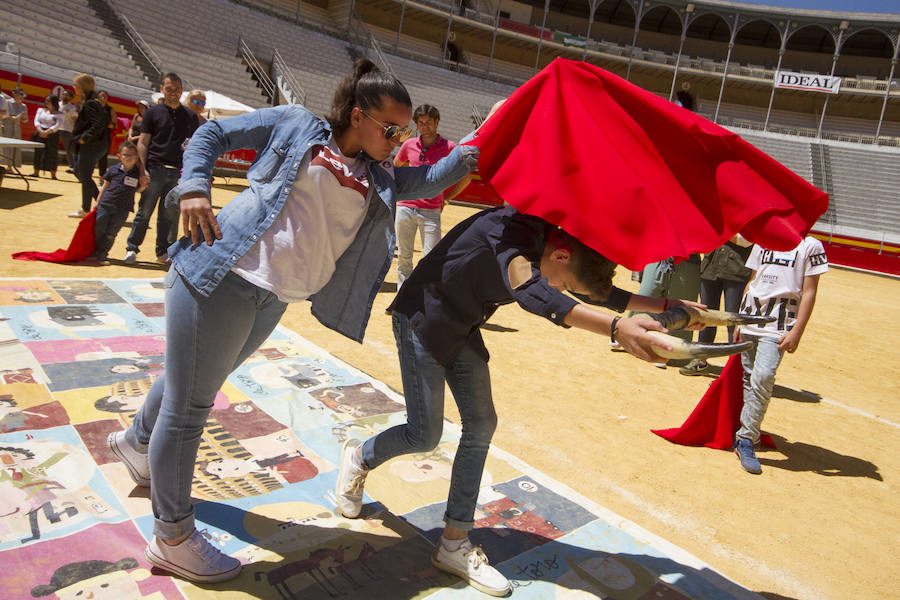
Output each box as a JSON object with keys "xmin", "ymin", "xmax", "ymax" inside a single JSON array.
[{"xmin": 734, "ymin": 438, "xmax": 762, "ymax": 474}]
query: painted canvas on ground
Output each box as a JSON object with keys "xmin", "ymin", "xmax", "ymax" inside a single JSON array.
[{"xmin": 0, "ymin": 278, "xmax": 763, "ymax": 599}]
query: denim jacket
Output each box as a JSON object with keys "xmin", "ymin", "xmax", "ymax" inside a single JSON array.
[{"xmin": 164, "ymin": 104, "xmax": 476, "ymax": 342}]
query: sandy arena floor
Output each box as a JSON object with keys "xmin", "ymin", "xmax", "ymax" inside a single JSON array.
[{"xmin": 1, "ymin": 171, "xmax": 897, "ymax": 600}]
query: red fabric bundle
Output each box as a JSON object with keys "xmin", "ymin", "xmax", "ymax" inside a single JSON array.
[
  {"xmin": 468, "ymin": 58, "xmax": 828, "ymax": 271},
  {"xmin": 12, "ymin": 209, "xmax": 96, "ymax": 263},
  {"xmin": 652, "ymin": 354, "xmax": 775, "ymax": 449}
]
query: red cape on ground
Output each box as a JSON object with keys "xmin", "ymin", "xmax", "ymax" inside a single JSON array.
[
  {"xmin": 12, "ymin": 209, "xmax": 96, "ymax": 263},
  {"xmin": 652, "ymin": 354, "xmax": 775, "ymax": 449},
  {"xmin": 468, "ymin": 58, "xmax": 828, "ymax": 271}
]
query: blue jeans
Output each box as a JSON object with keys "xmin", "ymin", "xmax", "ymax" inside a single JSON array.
[
  {"xmin": 395, "ymin": 205, "xmax": 441, "ymax": 286},
  {"xmin": 93, "ymin": 205, "xmax": 129, "ymax": 260},
  {"xmin": 74, "ymin": 140, "xmax": 107, "ymax": 212},
  {"xmin": 127, "ymin": 166, "xmax": 181, "ymax": 257},
  {"xmin": 127, "ymin": 270, "xmax": 287, "ymax": 539},
  {"xmin": 361, "ymin": 312, "xmax": 497, "ymax": 530},
  {"xmin": 736, "ymin": 332, "xmax": 784, "ymax": 445}
]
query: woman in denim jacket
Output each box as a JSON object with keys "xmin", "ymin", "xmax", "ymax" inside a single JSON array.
[{"xmin": 107, "ymin": 58, "xmax": 477, "ymax": 583}]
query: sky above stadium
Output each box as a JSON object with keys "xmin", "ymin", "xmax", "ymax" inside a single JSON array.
[{"xmin": 744, "ymin": 0, "xmax": 899, "ymax": 14}]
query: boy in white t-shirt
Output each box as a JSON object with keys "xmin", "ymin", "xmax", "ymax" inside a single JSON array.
[{"xmin": 734, "ymin": 236, "xmax": 828, "ymax": 473}]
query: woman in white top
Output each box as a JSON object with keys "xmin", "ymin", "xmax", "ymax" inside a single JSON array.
[{"xmin": 32, "ymin": 94, "xmax": 63, "ymax": 179}]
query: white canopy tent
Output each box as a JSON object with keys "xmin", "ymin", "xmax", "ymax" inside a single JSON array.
[{"xmin": 149, "ymin": 90, "xmax": 257, "ymax": 119}]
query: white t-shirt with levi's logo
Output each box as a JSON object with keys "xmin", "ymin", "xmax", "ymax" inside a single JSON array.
[
  {"xmin": 233, "ymin": 138, "xmax": 372, "ymax": 302},
  {"xmin": 738, "ymin": 236, "xmax": 828, "ymax": 338}
]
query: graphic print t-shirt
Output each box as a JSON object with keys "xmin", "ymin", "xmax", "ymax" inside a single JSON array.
[
  {"xmin": 739, "ymin": 236, "xmax": 828, "ymax": 338},
  {"xmin": 233, "ymin": 139, "xmax": 371, "ymax": 302}
]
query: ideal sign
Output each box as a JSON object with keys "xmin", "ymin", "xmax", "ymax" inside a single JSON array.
[{"xmin": 775, "ymin": 70, "xmax": 842, "ymax": 94}]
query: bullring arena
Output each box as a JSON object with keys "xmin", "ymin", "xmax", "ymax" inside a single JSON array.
[{"xmin": 0, "ymin": 0, "xmax": 897, "ymax": 599}]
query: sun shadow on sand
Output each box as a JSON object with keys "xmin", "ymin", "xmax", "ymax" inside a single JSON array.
[
  {"xmin": 0, "ymin": 189, "xmax": 58, "ymax": 209},
  {"xmin": 759, "ymin": 434, "xmax": 882, "ymax": 480}
]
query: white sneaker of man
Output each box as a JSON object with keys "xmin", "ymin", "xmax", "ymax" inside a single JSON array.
[
  {"xmin": 335, "ymin": 438, "xmax": 369, "ymax": 518},
  {"xmin": 107, "ymin": 430, "xmax": 150, "ymax": 487},
  {"xmin": 68, "ymin": 208, "xmax": 86, "ymax": 218},
  {"xmin": 432, "ymin": 537, "xmax": 511, "ymax": 597},
  {"xmin": 145, "ymin": 530, "xmax": 242, "ymax": 583},
  {"xmin": 124, "ymin": 250, "xmax": 137, "ymax": 264}
]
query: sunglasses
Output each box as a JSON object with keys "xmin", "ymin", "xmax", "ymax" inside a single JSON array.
[
  {"xmin": 191, "ymin": 99, "xmax": 206, "ymax": 106},
  {"xmin": 362, "ymin": 111, "xmax": 413, "ymax": 143}
]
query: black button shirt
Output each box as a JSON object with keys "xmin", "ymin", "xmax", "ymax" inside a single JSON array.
[
  {"xmin": 389, "ymin": 205, "xmax": 630, "ymax": 367},
  {"xmin": 140, "ymin": 103, "xmax": 199, "ymax": 169}
]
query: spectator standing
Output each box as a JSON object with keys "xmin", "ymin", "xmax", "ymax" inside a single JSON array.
[
  {"xmin": 1, "ymin": 87, "xmax": 29, "ymax": 175},
  {"xmin": 31, "ymin": 94, "xmax": 63, "ymax": 179},
  {"xmin": 184, "ymin": 90, "xmax": 207, "ymax": 126},
  {"xmin": 58, "ymin": 89, "xmax": 78, "ymax": 173},
  {"xmin": 128, "ymin": 100, "xmax": 150, "ymax": 144},
  {"xmin": 392, "ymin": 104, "xmax": 470, "ymax": 286},
  {"xmin": 70, "ymin": 74, "xmax": 110, "ymax": 218},
  {"xmin": 124, "ymin": 72, "xmax": 199, "ymax": 264},
  {"xmin": 679, "ymin": 235, "xmax": 753, "ymax": 375},
  {"xmin": 733, "ymin": 237, "xmax": 828, "ymax": 473},
  {"xmin": 95, "ymin": 90, "xmax": 118, "ymax": 182}
]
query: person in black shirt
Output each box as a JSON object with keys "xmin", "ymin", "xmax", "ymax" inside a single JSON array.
[
  {"xmin": 88, "ymin": 141, "xmax": 147, "ymax": 264},
  {"xmin": 70, "ymin": 74, "xmax": 110, "ymax": 218},
  {"xmin": 335, "ymin": 205, "xmax": 703, "ymax": 596},
  {"xmin": 124, "ymin": 72, "xmax": 199, "ymax": 264}
]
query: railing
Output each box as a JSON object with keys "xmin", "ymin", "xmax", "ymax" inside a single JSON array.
[
  {"xmin": 239, "ymin": 36, "xmax": 276, "ymax": 103},
  {"xmin": 348, "ymin": 9, "xmax": 394, "ymax": 75},
  {"xmin": 471, "ymin": 104, "xmax": 484, "ymax": 128},
  {"xmin": 109, "ymin": 5, "xmax": 170, "ymax": 84},
  {"xmin": 272, "ymin": 48, "xmax": 307, "ymax": 105},
  {"xmin": 717, "ymin": 115, "xmax": 900, "ymax": 148}
]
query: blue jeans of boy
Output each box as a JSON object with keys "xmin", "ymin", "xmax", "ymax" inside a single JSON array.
[
  {"xmin": 736, "ymin": 332, "xmax": 785, "ymax": 445},
  {"xmin": 127, "ymin": 166, "xmax": 181, "ymax": 257},
  {"xmin": 93, "ymin": 205, "xmax": 129, "ymax": 261},
  {"xmin": 395, "ymin": 206, "xmax": 441, "ymax": 287},
  {"xmin": 361, "ymin": 312, "xmax": 497, "ymax": 530},
  {"xmin": 126, "ymin": 270, "xmax": 286, "ymax": 539}
]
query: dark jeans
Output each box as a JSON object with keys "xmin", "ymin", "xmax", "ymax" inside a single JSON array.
[
  {"xmin": 127, "ymin": 167, "xmax": 181, "ymax": 257},
  {"xmin": 33, "ymin": 132, "xmax": 60, "ymax": 174},
  {"xmin": 74, "ymin": 140, "xmax": 107, "ymax": 212},
  {"xmin": 697, "ymin": 277, "xmax": 747, "ymax": 344},
  {"xmin": 59, "ymin": 131, "xmax": 76, "ymax": 168},
  {"xmin": 94, "ymin": 204, "xmax": 130, "ymax": 260}
]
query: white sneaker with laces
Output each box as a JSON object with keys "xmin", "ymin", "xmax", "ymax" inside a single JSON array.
[
  {"xmin": 432, "ymin": 538, "xmax": 511, "ymax": 597},
  {"xmin": 107, "ymin": 430, "xmax": 150, "ymax": 487},
  {"xmin": 145, "ymin": 530, "xmax": 242, "ymax": 583},
  {"xmin": 124, "ymin": 250, "xmax": 137, "ymax": 264},
  {"xmin": 335, "ymin": 438, "xmax": 368, "ymax": 518},
  {"xmin": 68, "ymin": 208, "xmax": 86, "ymax": 218}
]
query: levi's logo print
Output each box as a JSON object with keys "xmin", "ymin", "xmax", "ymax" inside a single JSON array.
[{"xmin": 310, "ymin": 145, "xmax": 369, "ymax": 197}]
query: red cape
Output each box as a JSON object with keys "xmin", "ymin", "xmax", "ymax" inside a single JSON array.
[
  {"xmin": 12, "ymin": 209, "xmax": 96, "ymax": 263},
  {"xmin": 468, "ymin": 59, "xmax": 828, "ymax": 270},
  {"xmin": 652, "ymin": 354, "xmax": 775, "ymax": 449}
]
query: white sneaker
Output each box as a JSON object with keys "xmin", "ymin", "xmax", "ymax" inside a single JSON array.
[
  {"xmin": 432, "ymin": 538, "xmax": 511, "ymax": 597},
  {"xmin": 124, "ymin": 250, "xmax": 137, "ymax": 264},
  {"xmin": 68, "ymin": 208, "xmax": 86, "ymax": 218},
  {"xmin": 335, "ymin": 438, "xmax": 368, "ymax": 518},
  {"xmin": 145, "ymin": 530, "xmax": 242, "ymax": 583},
  {"xmin": 107, "ymin": 430, "xmax": 150, "ymax": 487},
  {"xmin": 156, "ymin": 254, "xmax": 171, "ymax": 264}
]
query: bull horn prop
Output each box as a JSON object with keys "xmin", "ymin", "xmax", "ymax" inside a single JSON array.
[
  {"xmin": 649, "ymin": 306, "xmax": 775, "ymax": 331},
  {"xmin": 644, "ymin": 307, "xmax": 776, "ymax": 360}
]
